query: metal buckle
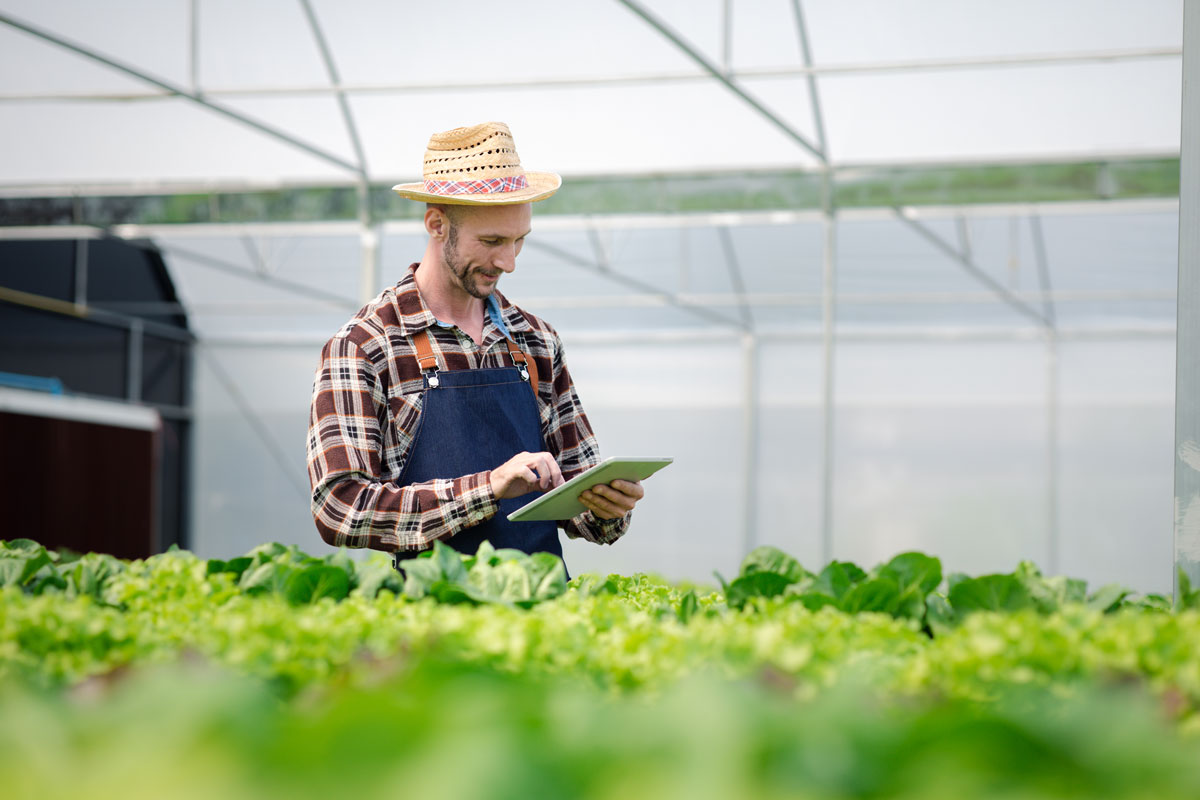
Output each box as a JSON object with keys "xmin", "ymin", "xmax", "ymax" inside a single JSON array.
[
  {"xmin": 517, "ymin": 363, "xmax": 529, "ymax": 382},
  {"xmin": 425, "ymin": 369, "xmax": 440, "ymax": 389}
]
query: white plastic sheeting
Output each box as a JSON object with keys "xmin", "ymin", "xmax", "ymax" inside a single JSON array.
[{"xmin": 181, "ymin": 202, "xmax": 1178, "ymax": 591}]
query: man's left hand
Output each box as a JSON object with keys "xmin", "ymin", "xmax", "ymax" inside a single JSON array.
[{"xmin": 579, "ymin": 479, "xmax": 644, "ymax": 520}]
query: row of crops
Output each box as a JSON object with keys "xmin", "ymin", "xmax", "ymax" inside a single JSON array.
[{"xmin": 4, "ymin": 536, "xmax": 1200, "ymax": 799}]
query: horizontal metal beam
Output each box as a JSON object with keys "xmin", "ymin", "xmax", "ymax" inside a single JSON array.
[
  {"xmin": 525, "ymin": 288, "xmax": 1176, "ymax": 309},
  {"xmin": 0, "ymin": 155, "xmax": 1179, "ymax": 203},
  {"xmin": 0, "ymin": 284, "xmax": 194, "ymax": 341},
  {"xmin": 199, "ymin": 323, "xmax": 1177, "ymax": 349},
  {"xmin": 0, "ymin": 47, "xmax": 1180, "ymax": 103},
  {"xmin": 91, "ymin": 287, "xmax": 1176, "ymax": 316}
]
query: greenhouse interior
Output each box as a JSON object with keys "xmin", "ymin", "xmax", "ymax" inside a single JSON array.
[
  {"xmin": 3, "ymin": 1, "xmax": 1200, "ymax": 797},
  {"xmin": 2, "ymin": 0, "xmax": 1192, "ymax": 592}
]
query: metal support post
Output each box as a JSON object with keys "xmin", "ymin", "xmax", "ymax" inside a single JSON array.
[
  {"xmin": 73, "ymin": 238, "xmax": 88, "ymax": 312},
  {"xmin": 189, "ymin": 0, "xmax": 200, "ymax": 95},
  {"xmin": 1046, "ymin": 333, "xmax": 1060, "ymax": 575},
  {"xmin": 358, "ymin": 182, "xmax": 381, "ymax": 304},
  {"xmin": 819, "ymin": 169, "xmax": 837, "ymax": 565},
  {"xmin": 1175, "ymin": 0, "xmax": 1200, "ymax": 599},
  {"xmin": 742, "ymin": 332, "xmax": 760, "ymax": 556},
  {"xmin": 1030, "ymin": 213, "xmax": 1060, "ymax": 574},
  {"xmin": 126, "ymin": 318, "xmax": 144, "ymax": 402},
  {"xmin": 722, "ymin": 0, "xmax": 733, "ymax": 73},
  {"xmin": 360, "ymin": 224, "xmax": 381, "ymax": 304}
]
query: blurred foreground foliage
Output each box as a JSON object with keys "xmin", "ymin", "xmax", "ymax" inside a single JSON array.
[{"xmin": 3, "ymin": 538, "xmax": 1200, "ymax": 799}]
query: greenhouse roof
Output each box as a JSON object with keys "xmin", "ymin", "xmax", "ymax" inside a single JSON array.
[{"xmin": 0, "ymin": 0, "xmax": 1183, "ymax": 187}]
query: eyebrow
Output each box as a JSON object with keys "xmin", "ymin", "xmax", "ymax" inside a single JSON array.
[{"xmin": 479, "ymin": 229, "xmax": 532, "ymax": 240}]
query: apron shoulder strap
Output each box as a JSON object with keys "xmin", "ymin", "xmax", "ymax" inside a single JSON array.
[
  {"xmin": 413, "ymin": 329, "xmax": 439, "ymax": 372},
  {"xmin": 505, "ymin": 338, "xmax": 539, "ymax": 397},
  {"xmin": 416, "ymin": 328, "xmax": 539, "ymax": 398}
]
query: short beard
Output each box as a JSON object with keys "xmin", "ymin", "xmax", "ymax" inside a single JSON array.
[{"xmin": 442, "ymin": 221, "xmax": 492, "ymax": 299}]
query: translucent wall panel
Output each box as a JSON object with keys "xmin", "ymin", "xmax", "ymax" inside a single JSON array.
[
  {"xmin": 752, "ymin": 340, "xmax": 825, "ymax": 569},
  {"xmin": 191, "ymin": 343, "xmax": 318, "ymax": 559},
  {"xmin": 831, "ymin": 341, "xmax": 1052, "ymax": 576},
  {"xmin": 560, "ymin": 340, "xmax": 747, "ymax": 581},
  {"xmin": 1057, "ymin": 339, "xmax": 1175, "ymax": 593}
]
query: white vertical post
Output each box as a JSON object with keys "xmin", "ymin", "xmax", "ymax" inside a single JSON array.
[
  {"xmin": 1175, "ymin": 0, "xmax": 1200, "ymax": 597},
  {"xmin": 189, "ymin": 0, "xmax": 200, "ymax": 94},
  {"xmin": 819, "ymin": 168, "xmax": 837, "ymax": 564},
  {"xmin": 722, "ymin": 0, "xmax": 733, "ymax": 73},
  {"xmin": 358, "ymin": 182, "xmax": 380, "ymax": 304},
  {"xmin": 742, "ymin": 331, "xmax": 760, "ymax": 556},
  {"xmin": 1029, "ymin": 213, "xmax": 1059, "ymax": 575},
  {"xmin": 1046, "ymin": 332, "xmax": 1060, "ymax": 575}
]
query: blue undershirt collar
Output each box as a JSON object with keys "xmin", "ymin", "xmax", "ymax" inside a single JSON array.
[{"xmin": 432, "ymin": 294, "xmax": 512, "ymax": 340}]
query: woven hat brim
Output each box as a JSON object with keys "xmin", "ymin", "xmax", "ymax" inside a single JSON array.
[{"xmin": 391, "ymin": 171, "xmax": 561, "ymax": 205}]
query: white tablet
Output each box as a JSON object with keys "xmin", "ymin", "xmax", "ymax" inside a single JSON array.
[{"xmin": 506, "ymin": 457, "xmax": 673, "ymax": 522}]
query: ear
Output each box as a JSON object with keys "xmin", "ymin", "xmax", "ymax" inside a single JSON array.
[{"xmin": 425, "ymin": 205, "xmax": 450, "ymax": 240}]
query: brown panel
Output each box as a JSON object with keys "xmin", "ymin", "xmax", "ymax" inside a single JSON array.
[{"xmin": 0, "ymin": 411, "xmax": 158, "ymax": 559}]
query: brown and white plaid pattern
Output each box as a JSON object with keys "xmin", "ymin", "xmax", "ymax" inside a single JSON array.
[{"xmin": 306, "ymin": 265, "xmax": 629, "ymax": 553}]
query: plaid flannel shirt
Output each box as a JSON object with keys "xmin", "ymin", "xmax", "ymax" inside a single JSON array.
[{"xmin": 306, "ymin": 265, "xmax": 629, "ymax": 552}]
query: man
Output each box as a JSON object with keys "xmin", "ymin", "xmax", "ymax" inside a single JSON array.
[{"xmin": 306, "ymin": 121, "xmax": 643, "ymax": 569}]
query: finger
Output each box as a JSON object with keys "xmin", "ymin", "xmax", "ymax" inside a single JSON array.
[
  {"xmin": 580, "ymin": 489, "xmax": 626, "ymax": 518},
  {"xmin": 531, "ymin": 453, "xmax": 559, "ymax": 490},
  {"xmin": 536, "ymin": 453, "xmax": 555, "ymax": 489},
  {"xmin": 579, "ymin": 492, "xmax": 616, "ymax": 519},
  {"xmin": 607, "ymin": 479, "xmax": 645, "ymax": 499},
  {"xmin": 590, "ymin": 483, "xmax": 637, "ymax": 511},
  {"xmin": 521, "ymin": 466, "xmax": 540, "ymax": 489},
  {"xmin": 544, "ymin": 454, "xmax": 565, "ymax": 488},
  {"xmin": 532, "ymin": 455, "xmax": 551, "ymax": 489},
  {"xmin": 522, "ymin": 455, "xmax": 549, "ymax": 489}
]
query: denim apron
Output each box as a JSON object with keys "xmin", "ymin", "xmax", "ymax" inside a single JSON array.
[{"xmin": 394, "ymin": 328, "xmax": 564, "ymax": 568}]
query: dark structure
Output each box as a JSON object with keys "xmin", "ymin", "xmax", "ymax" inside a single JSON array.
[{"xmin": 0, "ymin": 237, "xmax": 192, "ymax": 555}]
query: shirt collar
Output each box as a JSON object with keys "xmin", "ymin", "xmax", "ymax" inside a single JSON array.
[{"xmin": 393, "ymin": 263, "xmax": 533, "ymax": 339}]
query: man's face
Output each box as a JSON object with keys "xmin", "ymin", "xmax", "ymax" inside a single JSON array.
[{"xmin": 440, "ymin": 203, "xmax": 532, "ymax": 300}]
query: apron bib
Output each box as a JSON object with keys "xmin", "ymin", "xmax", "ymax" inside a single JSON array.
[{"xmin": 395, "ymin": 329, "xmax": 564, "ymax": 569}]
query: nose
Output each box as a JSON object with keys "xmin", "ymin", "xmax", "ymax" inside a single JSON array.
[{"xmin": 493, "ymin": 243, "xmax": 518, "ymax": 273}]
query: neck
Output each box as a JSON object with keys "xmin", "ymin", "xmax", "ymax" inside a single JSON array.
[{"xmin": 413, "ymin": 239, "xmax": 485, "ymax": 327}]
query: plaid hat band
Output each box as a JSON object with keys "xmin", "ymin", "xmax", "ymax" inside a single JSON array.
[{"xmin": 423, "ymin": 175, "xmax": 530, "ymax": 197}]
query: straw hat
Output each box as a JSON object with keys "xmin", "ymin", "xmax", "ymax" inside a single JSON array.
[{"xmin": 391, "ymin": 122, "xmax": 561, "ymax": 205}]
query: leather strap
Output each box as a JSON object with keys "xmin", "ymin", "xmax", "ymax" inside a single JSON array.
[
  {"xmin": 505, "ymin": 338, "xmax": 539, "ymax": 396},
  {"xmin": 413, "ymin": 329, "xmax": 439, "ymax": 372}
]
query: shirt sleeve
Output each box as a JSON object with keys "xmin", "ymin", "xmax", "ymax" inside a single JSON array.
[
  {"xmin": 539, "ymin": 328, "xmax": 632, "ymax": 545},
  {"xmin": 306, "ymin": 335, "xmax": 498, "ymax": 552}
]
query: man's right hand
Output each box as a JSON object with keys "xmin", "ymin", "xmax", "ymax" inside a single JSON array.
[{"xmin": 488, "ymin": 451, "xmax": 565, "ymax": 500}]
